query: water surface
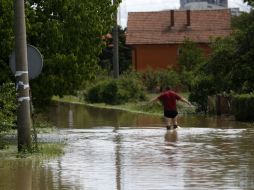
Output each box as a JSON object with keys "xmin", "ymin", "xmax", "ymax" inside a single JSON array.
[{"xmin": 1, "ymin": 102, "xmax": 254, "ymax": 190}]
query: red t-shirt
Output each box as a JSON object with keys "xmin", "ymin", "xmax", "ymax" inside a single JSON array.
[{"xmin": 158, "ymin": 90, "xmax": 181, "ymax": 111}]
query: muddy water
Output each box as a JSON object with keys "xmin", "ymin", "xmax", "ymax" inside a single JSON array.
[{"xmin": 1, "ymin": 102, "xmax": 254, "ymax": 190}]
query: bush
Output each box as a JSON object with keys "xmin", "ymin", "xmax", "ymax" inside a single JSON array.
[
  {"xmin": 118, "ymin": 73, "xmax": 146, "ymax": 102},
  {"xmin": 141, "ymin": 69, "xmax": 160, "ymax": 92},
  {"xmin": 232, "ymin": 94, "xmax": 254, "ymax": 121},
  {"xmin": 189, "ymin": 75, "xmax": 215, "ymax": 113},
  {"xmin": 101, "ymin": 80, "xmax": 118, "ymax": 104},
  {"xmin": 86, "ymin": 83, "xmax": 103, "ymax": 103},
  {"xmin": 0, "ymin": 83, "xmax": 17, "ymax": 133},
  {"xmin": 157, "ymin": 70, "xmax": 180, "ymax": 91},
  {"xmin": 141, "ymin": 69, "xmax": 181, "ymax": 92},
  {"xmin": 85, "ymin": 75, "xmax": 147, "ymax": 105}
]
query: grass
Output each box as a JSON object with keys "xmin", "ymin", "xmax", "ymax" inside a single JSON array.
[
  {"xmin": 0, "ymin": 143, "xmax": 65, "ymax": 159},
  {"xmin": 0, "ymin": 117, "xmax": 65, "ymax": 159},
  {"xmin": 53, "ymin": 93, "xmax": 196, "ymax": 115}
]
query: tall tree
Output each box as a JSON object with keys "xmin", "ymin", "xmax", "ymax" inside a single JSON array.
[
  {"xmin": 189, "ymin": 8, "xmax": 254, "ymax": 112},
  {"xmin": 0, "ymin": 0, "xmax": 14, "ymax": 84},
  {"xmin": 99, "ymin": 26, "xmax": 131, "ymax": 75},
  {"xmin": 0, "ymin": 0, "xmax": 121, "ymax": 107},
  {"xmin": 229, "ymin": 10, "xmax": 254, "ymax": 92},
  {"xmin": 25, "ymin": 0, "xmax": 121, "ymax": 107},
  {"xmin": 244, "ymin": 0, "xmax": 254, "ymax": 6},
  {"xmin": 178, "ymin": 38, "xmax": 206, "ymax": 91}
]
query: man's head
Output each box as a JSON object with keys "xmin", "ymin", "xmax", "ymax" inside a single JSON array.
[{"xmin": 165, "ymin": 86, "xmax": 171, "ymax": 91}]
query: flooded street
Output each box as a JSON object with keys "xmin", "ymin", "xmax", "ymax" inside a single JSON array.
[{"xmin": 1, "ymin": 102, "xmax": 254, "ymax": 190}]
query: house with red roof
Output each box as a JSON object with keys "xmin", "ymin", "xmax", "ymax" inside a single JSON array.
[{"xmin": 126, "ymin": 9, "xmax": 232, "ymax": 71}]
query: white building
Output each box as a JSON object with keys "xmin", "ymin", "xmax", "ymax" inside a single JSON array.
[
  {"xmin": 180, "ymin": 0, "xmax": 240, "ymax": 16},
  {"xmin": 180, "ymin": 0, "xmax": 228, "ymax": 10}
]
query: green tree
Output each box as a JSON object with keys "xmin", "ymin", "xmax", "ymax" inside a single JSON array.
[
  {"xmin": 0, "ymin": 0, "xmax": 121, "ymax": 107},
  {"xmin": 230, "ymin": 10, "xmax": 254, "ymax": 92},
  {"xmin": 0, "ymin": 83, "xmax": 17, "ymax": 133},
  {"xmin": 0, "ymin": 0, "xmax": 14, "ymax": 84},
  {"xmin": 25, "ymin": 0, "xmax": 120, "ymax": 107},
  {"xmin": 189, "ymin": 9, "xmax": 254, "ymax": 112},
  {"xmin": 178, "ymin": 38, "xmax": 206, "ymax": 91},
  {"xmin": 244, "ymin": 0, "xmax": 254, "ymax": 6},
  {"xmin": 119, "ymin": 27, "xmax": 132, "ymax": 73},
  {"xmin": 205, "ymin": 36, "xmax": 237, "ymax": 93},
  {"xmin": 99, "ymin": 26, "xmax": 131, "ymax": 74}
]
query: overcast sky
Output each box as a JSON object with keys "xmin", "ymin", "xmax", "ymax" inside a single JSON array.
[{"xmin": 119, "ymin": 0, "xmax": 251, "ymax": 28}]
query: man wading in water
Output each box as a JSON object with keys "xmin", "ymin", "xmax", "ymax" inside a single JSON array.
[{"xmin": 150, "ymin": 86, "xmax": 192, "ymax": 130}]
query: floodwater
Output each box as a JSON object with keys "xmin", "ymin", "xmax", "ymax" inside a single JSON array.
[{"xmin": 1, "ymin": 102, "xmax": 254, "ymax": 190}]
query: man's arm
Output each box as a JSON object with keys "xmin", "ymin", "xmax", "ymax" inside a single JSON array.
[
  {"xmin": 179, "ymin": 97, "xmax": 192, "ymax": 106},
  {"xmin": 149, "ymin": 96, "xmax": 159, "ymax": 104}
]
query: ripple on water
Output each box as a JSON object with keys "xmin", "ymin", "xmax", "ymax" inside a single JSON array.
[{"xmin": 36, "ymin": 127, "xmax": 254, "ymax": 190}]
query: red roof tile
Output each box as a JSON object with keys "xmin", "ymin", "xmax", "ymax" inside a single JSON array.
[{"xmin": 126, "ymin": 9, "xmax": 232, "ymax": 44}]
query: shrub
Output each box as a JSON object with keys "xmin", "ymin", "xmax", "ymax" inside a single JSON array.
[
  {"xmin": 189, "ymin": 75, "xmax": 215, "ymax": 113},
  {"xmin": 0, "ymin": 83, "xmax": 17, "ymax": 133},
  {"xmin": 101, "ymin": 80, "xmax": 118, "ymax": 104},
  {"xmin": 141, "ymin": 69, "xmax": 181, "ymax": 92},
  {"xmin": 232, "ymin": 94, "xmax": 254, "ymax": 121},
  {"xmin": 85, "ymin": 74, "xmax": 147, "ymax": 105},
  {"xmin": 141, "ymin": 69, "xmax": 160, "ymax": 92},
  {"xmin": 86, "ymin": 82, "xmax": 103, "ymax": 103},
  {"xmin": 157, "ymin": 70, "xmax": 180, "ymax": 91},
  {"xmin": 117, "ymin": 73, "xmax": 146, "ymax": 102}
]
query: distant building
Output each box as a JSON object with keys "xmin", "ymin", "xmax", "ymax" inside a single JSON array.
[
  {"xmin": 180, "ymin": 0, "xmax": 228, "ymax": 9},
  {"xmin": 180, "ymin": 0, "xmax": 240, "ymax": 18},
  {"xmin": 126, "ymin": 9, "xmax": 232, "ymax": 71}
]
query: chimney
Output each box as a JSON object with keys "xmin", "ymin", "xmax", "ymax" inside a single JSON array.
[
  {"xmin": 170, "ymin": 10, "xmax": 174, "ymax": 27},
  {"xmin": 186, "ymin": 10, "xmax": 190, "ymax": 27}
]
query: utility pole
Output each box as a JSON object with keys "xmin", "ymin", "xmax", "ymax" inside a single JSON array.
[
  {"xmin": 14, "ymin": 0, "xmax": 32, "ymax": 151},
  {"xmin": 113, "ymin": 0, "xmax": 119, "ymax": 79},
  {"xmin": 0, "ymin": 0, "xmax": 2, "ymax": 17}
]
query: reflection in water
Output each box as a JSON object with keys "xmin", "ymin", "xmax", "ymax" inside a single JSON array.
[
  {"xmin": 15, "ymin": 160, "xmax": 32, "ymax": 190},
  {"xmin": 1, "ymin": 102, "xmax": 254, "ymax": 190},
  {"xmin": 48, "ymin": 101, "xmax": 251, "ymax": 129},
  {"xmin": 48, "ymin": 101, "xmax": 164, "ymax": 129},
  {"xmin": 165, "ymin": 130, "xmax": 178, "ymax": 143},
  {"xmin": 68, "ymin": 108, "xmax": 73, "ymax": 128},
  {"xmin": 114, "ymin": 131, "xmax": 122, "ymax": 190}
]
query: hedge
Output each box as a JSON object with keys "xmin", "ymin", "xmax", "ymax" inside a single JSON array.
[
  {"xmin": 232, "ymin": 94, "xmax": 254, "ymax": 121},
  {"xmin": 85, "ymin": 76, "xmax": 147, "ymax": 105}
]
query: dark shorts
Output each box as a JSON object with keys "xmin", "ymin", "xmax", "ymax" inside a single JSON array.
[{"xmin": 164, "ymin": 110, "xmax": 178, "ymax": 118}]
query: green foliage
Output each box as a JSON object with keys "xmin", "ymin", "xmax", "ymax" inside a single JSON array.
[
  {"xmin": 178, "ymin": 38, "xmax": 205, "ymax": 71},
  {"xmin": 188, "ymin": 10, "xmax": 254, "ymax": 112},
  {"xmin": 200, "ymin": 11, "xmax": 254, "ymax": 94},
  {"xmin": 0, "ymin": 0, "xmax": 14, "ymax": 85},
  {"xmin": 86, "ymin": 82, "xmax": 104, "ymax": 103},
  {"xmin": 178, "ymin": 38, "xmax": 206, "ymax": 91},
  {"xmin": 117, "ymin": 73, "xmax": 146, "ymax": 102},
  {"xmin": 141, "ymin": 69, "xmax": 160, "ymax": 92},
  {"xmin": 205, "ymin": 37, "xmax": 237, "ymax": 93},
  {"xmin": 118, "ymin": 27, "xmax": 132, "ymax": 73},
  {"xmin": 187, "ymin": 37, "xmax": 235, "ymax": 112},
  {"xmin": 99, "ymin": 26, "xmax": 132, "ymax": 74},
  {"xmin": 232, "ymin": 94, "xmax": 254, "ymax": 121},
  {"xmin": 157, "ymin": 70, "xmax": 181, "ymax": 91},
  {"xmin": 189, "ymin": 75, "xmax": 215, "ymax": 113},
  {"xmin": 0, "ymin": 0, "xmax": 120, "ymax": 107},
  {"xmin": 86, "ymin": 74, "xmax": 146, "ymax": 105},
  {"xmin": 230, "ymin": 11, "xmax": 254, "ymax": 93},
  {"xmin": 24, "ymin": 0, "xmax": 120, "ymax": 107},
  {"xmin": 244, "ymin": 0, "xmax": 254, "ymax": 6},
  {"xmin": 0, "ymin": 83, "xmax": 17, "ymax": 133},
  {"xmin": 141, "ymin": 69, "xmax": 180, "ymax": 92},
  {"xmin": 101, "ymin": 80, "xmax": 118, "ymax": 104}
]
